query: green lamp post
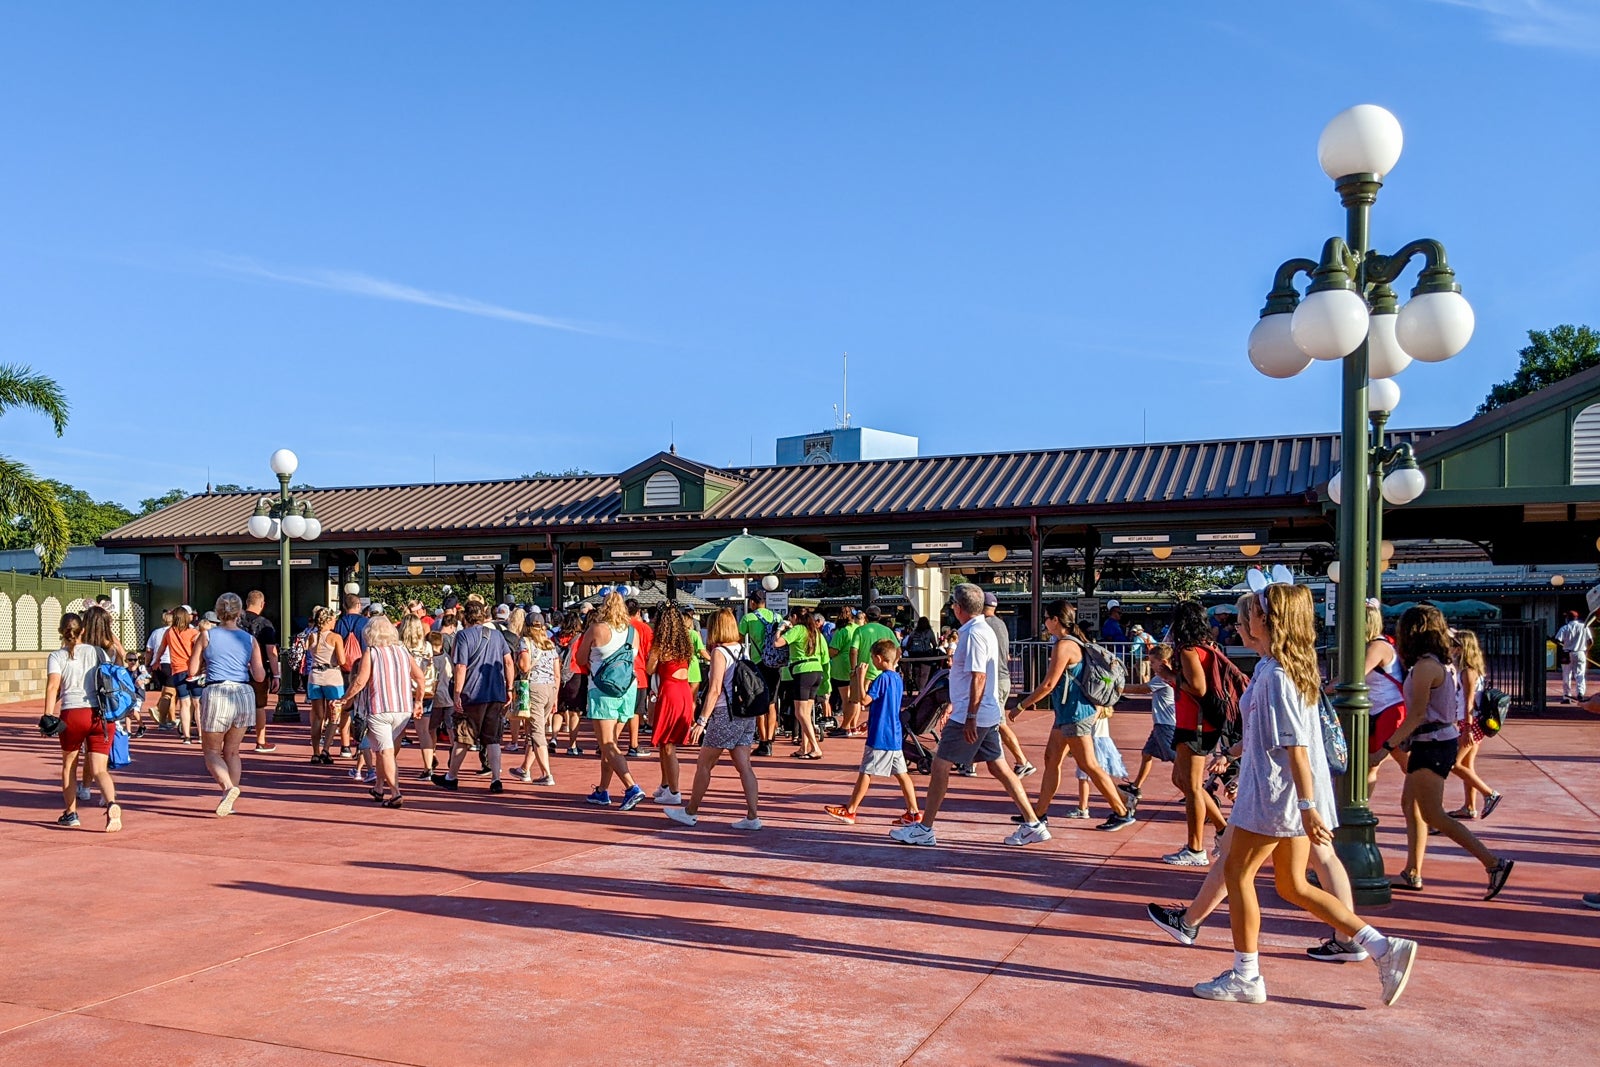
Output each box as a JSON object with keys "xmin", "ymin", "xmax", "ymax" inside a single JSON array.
[
  {"xmin": 1246, "ymin": 105, "xmax": 1475, "ymax": 906},
  {"xmin": 248, "ymin": 448, "xmax": 321, "ymax": 722}
]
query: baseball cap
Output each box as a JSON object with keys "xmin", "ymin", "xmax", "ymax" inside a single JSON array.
[
  {"xmin": 494, "ymin": 603, "xmax": 511, "ymax": 620},
  {"xmin": 865, "ymin": 605, "xmax": 882, "ymax": 620},
  {"xmin": 982, "ymin": 592, "xmax": 998, "ymax": 608},
  {"xmin": 202, "ymin": 610, "xmax": 221, "ymax": 624},
  {"xmin": 529, "ymin": 605, "xmax": 543, "ymax": 617},
  {"xmin": 1106, "ymin": 599, "xmax": 1121, "ymax": 609}
]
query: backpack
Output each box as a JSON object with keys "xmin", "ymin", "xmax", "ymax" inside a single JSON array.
[
  {"xmin": 289, "ymin": 629, "xmax": 313, "ymax": 676},
  {"xmin": 753, "ymin": 611, "xmax": 787, "ymax": 670},
  {"xmin": 1317, "ymin": 691, "xmax": 1349, "ymax": 775},
  {"xmin": 1196, "ymin": 644, "xmax": 1249, "ymax": 733},
  {"xmin": 88, "ymin": 649, "xmax": 141, "ymax": 723},
  {"xmin": 414, "ymin": 649, "xmax": 437, "ymax": 699},
  {"xmin": 591, "ymin": 631, "xmax": 636, "ymax": 698},
  {"xmin": 724, "ymin": 647, "xmax": 767, "ymax": 719},
  {"xmin": 1476, "ymin": 686, "xmax": 1512, "ymax": 738},
  {"xmin": 1067, "ymin": 636, "xmax": 1126, "ymax": 707},
  {"xmin": 109, "ymin": 723, "xmax": 132, "ymax": 769}
]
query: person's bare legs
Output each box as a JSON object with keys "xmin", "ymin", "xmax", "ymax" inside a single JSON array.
[
  {"xmin": 1183, "ymin": 825, "xmax": 1234, "ymax": 925},
  {"xmin": 1066, "ymin": 735, "xmax": 1127, "ymax": 817},
  {"xmin": 684, "ymin": 746, "xmax": 722, "ymax": 816},
  {"xmin": 593, "ymin": 719, "xmax": 636, "ymax": 793},
  {"xmin": 998, "ymin": 719, "xmax": 1027, "ymax": 767},
  {"xmin": 376, "ymin": 744, "xmax": 399, "ymax": 797},
  {"xmin": 1174, "ymin": 746, "xmax": 1224, "ymax": 852},
  {"xmin": 658, "ymin": 742, "xmax": 680, "ymax": 794},
  {"xmin": 179, "ymin": 695, "xmax": 195, "ymax": 743},
  {"xmin": 87, "ymin": 751, "xmax": 119, "ymax": 830},
  {"xmin": 985, "ymin": 758, "xmax": 1040, "ymax": 822},
  {"xmin": 794, "ymin": 698, "xmax": 821, "ymax": 755},
  {"xmin": 60, "ymin": 747, "xmax": 81, "ymax": 816},
  {"xmin": 1033, "ymin": 730, "xmax": 1070, "ymax": 818},
  {"xmin": 921, "ymin": 758, "xmax": 954, "ymax": 825},
  {"xmin": 1402, "ymin": 767, "xmax": 1500, "ymax": 878},
  {"xmin": 201, "ymin": 729, "xmax": 243, "ymax": 795},
  {"xmin": 1451, "ymin": 741, "xmax": 1495, "ymax": 812},
  {"xmin": 895, "ymin": 771, "xmax": 920, "ymax": 813},
  {"xmin": 730, "ymin": 744, "xmax": 760, "ymax": 819}
]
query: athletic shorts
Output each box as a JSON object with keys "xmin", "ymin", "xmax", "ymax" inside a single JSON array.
[
  {"xmin": 1369, "ymin": 703, "xmax": 1405, "ymax": 753},
  {"xmin": 59, "ymin": 706, "xmax": 112, "ymax": 756},
  {"xmin": 1172, "ymin": 727, "xmax": 1221, "ymax": 755},
  {"xmin": 169, "ymin": 670, "xmax": 200, "ymax": 699},
  {"xmin": 934, "ymin": 717, "xmax": 1003, "ymax": 765},
  {"xmin": 1143, "ymin": 722, "xmax": 1177, "ymax": 762},
  {"xmin": 1405, "ymin": 736, "xmax": 1459, "ymax": 780},
  {"xmin": 790, "ymin": 672, "xmax": 821, "ymax": 702},
  {"xmin": 860, "ymin": 747, "xmax": 908, "ymax": 777},
  {"xmin": 455, "ymin": 701, "xmax": 506, "ymax": 747},
  {"xmin": 1054, "ymin": 707, "xmax": 1098, "ymax": 736},
  {"xmin": 559, "ymin": 673, "xmax": 588, "ymax": 714},
  {"xmin": 308, "ymin": 683, "xmax": 344, "ymax": 702}
]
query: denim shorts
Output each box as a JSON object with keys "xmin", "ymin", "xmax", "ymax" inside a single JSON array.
[
  {"xmin": 308, "ymin": 683, "xmax": 345, "ymax": 702},
  {"xmin": 170, "ymin": 671, "xmax": 199, "ymax": 699}
]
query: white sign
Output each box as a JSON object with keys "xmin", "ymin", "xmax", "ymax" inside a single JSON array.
[
  {"xmin": 910, "ymin": 540, "xmax": 964, "ymax": 550},
  {"xmin": 611, "ymin": 550, "xmax": 655, "ymax": 559},
  {"xmin": 1195, "ymin": 532, "xmax": 1258, "ymax": 543},
  {"xmin": 1586, "ymin": 583, "xmax": 1600, "ymax": 616},
  {"xmin": 1110, "ymin": 534, "xmax": 1170, "ymax": 545},
  {"xmin": 1077, "ymin": 597, "xmax": 1101, "ymax": 631},
  {"xmin": 838, "ymin": 543, "xmax": 890, "ymax": 554},
  {"xmin": 766, "ymin": 590, "xmax": 790, "ymax": 616}
]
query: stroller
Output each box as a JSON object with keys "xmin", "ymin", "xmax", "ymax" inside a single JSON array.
[{"xmin": 901, "ymin": 668, "xmax": 951, "ymax": 775}]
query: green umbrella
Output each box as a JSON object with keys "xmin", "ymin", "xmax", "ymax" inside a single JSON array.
[{"xmin": 668, "ymin": 529, "xmax": 826, "ymax": 578}]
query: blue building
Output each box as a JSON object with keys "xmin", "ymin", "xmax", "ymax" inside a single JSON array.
[{"xmin": 776, "ymin": 426, "xmax": 918, "ymax": 466}]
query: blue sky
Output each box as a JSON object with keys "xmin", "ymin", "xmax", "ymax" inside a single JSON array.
[{"xmin": 1, "ymin": 1, "xmax": 1596, "ymax": 507}]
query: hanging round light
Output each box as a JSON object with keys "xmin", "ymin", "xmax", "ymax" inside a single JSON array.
[
  {"xmin": 407, "ymin": 565, "xmax": 423, "ymax": 576},
  {"xmin": 519, "ymin": 557, "xmax": 537, "ymax": 575},
  {"xmin": 761, "ymin": 574, "xmax": 780, "ymax": 592},
  {"xmin": 1151, "ymin": 546, "xmax": 1173, "ymax": 560},
  {"xmin": 577, "ymin": 555, "xmax": 595, "ymax": 572},
  {"xmin": 1240, "ymin": 544, "xmax": 1262, "ymax": 558},
  {"xmin": 910, "ymin": 552, "xmax": 931, "ymax": 567},
  {"xmin": 988, "ymin": 544, "xmax": 1008, "ymax": 563}
]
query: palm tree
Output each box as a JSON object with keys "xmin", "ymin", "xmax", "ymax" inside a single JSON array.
[{"xmin": 0, "ymin": 363, "xmax": 70, "ymax": 574}]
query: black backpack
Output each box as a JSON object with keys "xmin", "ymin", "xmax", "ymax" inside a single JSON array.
[{"xmin": 724, "ymin": 647, "xmax": 767, "ymax": 719}]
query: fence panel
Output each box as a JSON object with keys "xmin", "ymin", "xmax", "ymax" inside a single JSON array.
[
  {"xmin": 1474, "ymin": 620, "xmax": 1548, "ymax": 713},
  {"xmin": 0, "ymin": 572, "xmax": 133, "ymax": 654}
]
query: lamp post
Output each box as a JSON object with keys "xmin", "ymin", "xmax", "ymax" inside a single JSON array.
[
  {"xmin": 248, "ymin": 449, "xmax": 321, "ymax": 722},
  {"xmin": 1248, "ymin": 104, "xmax": 1474, "ymax": 906}
]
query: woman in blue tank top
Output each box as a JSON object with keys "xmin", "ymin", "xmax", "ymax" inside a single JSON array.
[{"xmin": 190, "ymin": 593, "xmax": 266, "ymax": 818}]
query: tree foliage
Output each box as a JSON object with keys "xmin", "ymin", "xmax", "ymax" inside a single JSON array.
[
  {"xmin": 1478, "ymin": 325, "xmax": 1600, "ymax": 415},
  {"xmin": 0, "ymin": 363, "xmax": 72, "ymax": 572},
  {"xmin": 0, "ymin": 479, "xmax": 134, "ymax": 551},
  {"xmin": 1137, "ymin": 565, "xmax": 1244, "ymax": 601},
  {"xmin": 139, "ymin": 489, "xmax": 189, "ymax": 515}
]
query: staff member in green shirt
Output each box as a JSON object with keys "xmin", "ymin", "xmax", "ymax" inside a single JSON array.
[
  {"xmin": 738, "ymin": 589, "xmax": 780, "ymax": 756},
  {"xmin": 827, "ymin": 607, "xmax": 859, "ymax": 732},
  {"xmin": 845, "ymin": 606, "xmax": 897, "ymax": 735},
  {"xmin": 775, "ymin": 609, "xmax": 830, "ymax": 758}
]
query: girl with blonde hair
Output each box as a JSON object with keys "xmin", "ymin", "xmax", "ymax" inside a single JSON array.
[
  {"xmin": 1363, "ymin": 600, "xmax": 1407, "ymax": 793},
  {"xmin": 574, "ymin": 592, "xmax": 645, "ymax": 810},
  {"xmin": 305, "ymin": 606, "xmax": 347, "ymax": 765},
  {"xmin": 1447, "ymin": 629, "xmax": 1502, "ymax": 820},
  {"xmin": 514, "ymin": 621, "xmax": 558, "ymax": 786},
  {"xmin": 664, "ymin": 608, "xmax": 762, "ymax": 830}
]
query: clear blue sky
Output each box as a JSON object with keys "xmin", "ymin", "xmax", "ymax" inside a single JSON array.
[{"xmin": 2, "ymin": 1, "xmax": 1596, "ymax": 507}]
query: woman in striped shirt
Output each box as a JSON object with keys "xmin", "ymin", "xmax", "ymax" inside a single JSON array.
[{"xmin": 341, "ymin": 615, "xmax": 424, "ymax": 808}]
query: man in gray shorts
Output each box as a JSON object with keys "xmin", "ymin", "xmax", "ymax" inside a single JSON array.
[{"xmin": 890, "ymin": 583, "xmax": 1049, "ymax": 847}]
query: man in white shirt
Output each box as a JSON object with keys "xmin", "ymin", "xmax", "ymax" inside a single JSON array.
[
  {"xmin": 890, "ymin": 583, "xmax": 1048, "ymax": 848},
  {"xmin": 1556, "ymin": 610, "xmax": 1593, "ymax": 701},
  {"xmin": 145, "ymin": 607, "xmax": 175, "ymax": 729}
]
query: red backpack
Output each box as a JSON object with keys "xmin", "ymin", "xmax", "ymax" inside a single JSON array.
[{"xmin": 1197, "ymin": 644, "xmax": 1250, "ymax": 734}]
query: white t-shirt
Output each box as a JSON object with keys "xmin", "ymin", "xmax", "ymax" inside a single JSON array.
[
  {"xmin": 147, "ymin": 625, "xmax": 171, "ymax": 665},
  {"xmin": 1558, "ymin": 620, "xmax": 1592, "ymax": 655},
  {"xmin": 1229, "ymin": 656, "xmax": 1337, "ymax": 839},
  {"xmin": 48, "ymin": 644, "xmax": 102, "ymax": 709},
  {"xmin": 1148, "ymin": 675, "xmax": 1177, "ymax": 726},
  {"xmin": 948, "ymin": 616, "xmax": 1002, "ymax": 728}
]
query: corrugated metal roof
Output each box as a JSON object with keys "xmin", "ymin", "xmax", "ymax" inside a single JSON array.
[{"xmin": 99, "ymin": 431, "xmax": 1435, "ymax": 549}]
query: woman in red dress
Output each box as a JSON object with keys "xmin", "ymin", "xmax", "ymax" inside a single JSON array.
[{"xmin": 647, "ymin": 606, "xmax": 696, "ymax": 805}]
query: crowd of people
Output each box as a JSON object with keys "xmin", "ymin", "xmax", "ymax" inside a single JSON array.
[{"xmin": 42, "ymin": 575, "xmax": 1579, "ymax": 1006}]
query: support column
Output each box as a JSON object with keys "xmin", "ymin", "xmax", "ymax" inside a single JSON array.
[
  {"xmin": 1367, "ymin": 411, "xmax": 1389, "ymax": 603},
  {"xmin": 1029, "ymin": 517, "xmax": 1044, "ymax": 639},
  {"xmin": 1081, "ymin": 543, "xmax": 1098, "ymax": 598},
  {"xmin": 493, "ymin": 563, "xmax": 506, "ymax": 606},
  {"xmin": 859, "ymin": 554, "xmax": 873, "ymax": 612},
  {"xmin": 548, "ymin": 539, "xmax": 563, "ymax": 614},
  {"xmin": 666, "ymin": 571, "xmax": 679, "ymax": 606},
  {"xmin": 356, "ymin": 548, "xmax": 369, "ymax": 598}
]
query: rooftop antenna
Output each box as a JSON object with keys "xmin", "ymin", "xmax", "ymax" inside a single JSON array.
[
  {"xmin": 838, "ymin": 351, "xmax": 852, "ymax": 429},
  {"xmin": 670, "ymin": 421, "xmax": 676, "ymax": 455}
]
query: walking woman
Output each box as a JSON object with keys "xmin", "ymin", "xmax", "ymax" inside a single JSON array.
[
  {"xmin": 188, "ymin": 593, "xmax": 266, "ymax": 817},
  {"xmin": 1193, "ymin": 582, "xmax": 1416, "ymax": 1006},
  {"xmin": 341, "ymin": 615, "xmax": 423, "ymax": 808},
  {"xmin": 775, "ymin": 609, "xmax": 829, "ymax": 759},
  {"xmin": 1449, "ymin": 629, "xmax": 1503, "ymax": 820},
  {"xmin": 646, "ymin": 605, "xmax": 696, "ymax": 804},
  {"xmin": 664, "ymin": 608, "xmax": 762, "ymax": 830},
  {"xmin": 1383, "ymin": 606, "xmax": 1514, "ymax": 897},
  {"xmin": 44, "ymin": 611, "xmax": 124, "ymax": 831},
  {"xmin": 559, "ymin": 610, "xmax": 589, "ymax": 756},
  {"xmin": 574, "ymin": 592, "xmax": 646, "ymax": 811},
  {"xmin": 1014, "ymin": 600, "xmax": 1134, "ymax": 831},
  {"xmin": 399, "ymin": 615, "xmax": 436, "ymax": 772},
  {"xmin": 515, "ymin": 621, "xmax": 558, "ymax": 786},
  {"xmin": 305, "ymin": 606, "xmax": 347, "ymax": 765},
  {"xmin": 154, "ymin": 605, "xmax": 200, "ymax": 744},
  {"xmin": 1162, "ymin": 599, "xmax": 1230, "ymax": 865},
  {"xmin": 1364, "ymin": 599, "xmax": 1408, "ymax": 792}
]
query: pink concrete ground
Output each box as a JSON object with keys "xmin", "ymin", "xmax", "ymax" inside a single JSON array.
[{"xmin": 1, "ymin": 689, "xmax": 1597, "ymax": 1067}]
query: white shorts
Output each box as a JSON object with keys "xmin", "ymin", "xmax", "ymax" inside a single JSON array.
[
  {"xmin": 200, "ymin": 681, "xmax": 257, "ymax": 733},
  {"xmin": 365, "ymin": 707, "xmax": 413, "ymax": 752}
]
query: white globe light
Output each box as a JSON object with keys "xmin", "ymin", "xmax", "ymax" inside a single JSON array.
[
  {"xmin": 1383, "ymin": 466, "xmax": 1427, "ymax": 505},
  {"xmin": 1327, "ymin": 561, "xmax": 1341, "ymax": 584},
  {"xmin": 1368, "ymin": 377, "xmax": 1401, "ymax": 414},
  {"xmin": 269, "ymin": 448, "xmax": 299, "ymax": 477},
  {"xmin": 281, "ymin": 513, "xmax": 308, "ymax": 539},
  {"xmin": 344, "ymin": 581, "xmax": 361, "ymax": 595},
  {"xmin": 1366, "ymin": 312, "xmax": 1412, "ymax": 379},
  {"xmin": 303, "ymin": 517, "xmax": 322, "ymax": 540},
  {"xmin": 1291, "ymin": 288, "xmax": 1370, "ymax": 361},
  {"xmin": 761, "ymin": 574, "xmax": 780, "ymax": 591},
  {"xmin": 1396, "ymin": 291, "xmax": 1475, "ymax": 363},
  {"xmin": 1248, "ymin": 313, "xmax": 1313, "ymax": 378},
  {"xmin": 247, "ymin": 514, "xmax": 273, "ymax": 539},
  {"xmin": 267, "ymin": 518, "xmax": 282, "ymax": 540},
  {"xmin": 1317, "ymin": 104, "xmax": 1403, "ymax": 180},
  {"xmin": 1327, "ymin": 471, "xmax": 1342, "ymax": 505}
]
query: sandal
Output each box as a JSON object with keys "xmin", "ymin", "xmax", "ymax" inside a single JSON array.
[
  {"xmin": 368, "ymin": 787, "xmax": 385, "ymax": 802},
  {"xmin": 797, "ymin": 752, "xmax": 822, "ymax": 760},
  {"xmin": 105, "ymin": 803, "xmax": 122, "ymax": 833},
  {"xmin": 1447, "ymin": 807, "xmax": 1477, "ymax": 820},
  {"xmin": 1390, "ymin": 869, "xmax": 1424, "ymax": 892},
  {"xmin": 1485, "ymin": 858, "xmax": 1515, "ymax": 901},
  {"xmin": 382, "ymin": 795, "xmax": 404, "ymax": 809}
]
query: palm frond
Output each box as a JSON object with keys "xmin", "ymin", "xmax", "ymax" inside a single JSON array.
[
  {"xmin": 0, "ymin": 454, "xmax": 69, "ymax": 573},
  {"xmin": 0, "ymin": 363, "xmax": 69, "ymax": 436}
]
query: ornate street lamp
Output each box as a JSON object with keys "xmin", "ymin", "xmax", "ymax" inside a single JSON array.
[
  {"xmin": 248, "ymin": 448, "xmax": 321, "ymax": 721},
  {"xmin": 1248, "ymin": 104, "xmax": 1474, "ymax": 905}
]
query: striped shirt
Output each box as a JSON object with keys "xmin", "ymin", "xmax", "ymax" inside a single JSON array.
[{"xmin": 367, "ymin": 645, "xmax": 416, "ymax": 716}]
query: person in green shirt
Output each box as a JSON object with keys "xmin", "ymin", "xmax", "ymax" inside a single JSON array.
[
  {"xmin": 827, "ymin": 608, "xmax": 859, "ymax": 732},
  {"xmin": 775, "ymin": 609, "xmax": 830, "ymax": 758},
  {"xmin": 738, "ymin": 590, "xmax": 780, "ymax": 756},
  {"xmin": 845, "ymin": 606, "xmax": 897, "ymax": 734},
  {"xmin": 682, "ymin": 605, "xmax": 708, "ymax": 688}
]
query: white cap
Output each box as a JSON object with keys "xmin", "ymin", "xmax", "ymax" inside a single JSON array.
[{"xmin": 1106, "ymin": 599, "xmax": 1121, "ymax": 610}]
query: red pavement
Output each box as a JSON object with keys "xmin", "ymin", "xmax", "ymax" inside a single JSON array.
[{"xmin": 1, "ymin": 692, "xmax": 1597, "ymax": 1066}]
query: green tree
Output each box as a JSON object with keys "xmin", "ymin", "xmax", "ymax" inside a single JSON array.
[
  {"xmin": 1139, "ymin": 565, "xmax": 1243, "ymax": 600},
  {"xmin": 0, "ymin": 479, "xmax": 135, "ymax": 550},
  {"xmin": 0, "ymin": 364, "xmax": 71, "ymax": 573},
  {"xmin": 1478, "ymin": 325, "xmax": 1600, "ymax": 415},
  {"xmin": 139, "ymin": 489, "xmax": 189, "ymax": 515}
]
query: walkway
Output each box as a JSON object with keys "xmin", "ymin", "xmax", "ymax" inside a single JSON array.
[{"xmin": 0, "ymin": 696, "xmax": 1596, "ymax": 1066}]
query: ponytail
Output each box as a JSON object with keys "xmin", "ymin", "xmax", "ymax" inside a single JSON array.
[{"xmin": 59, "ymin": 612, "xmax": 84, "ymax": 650}]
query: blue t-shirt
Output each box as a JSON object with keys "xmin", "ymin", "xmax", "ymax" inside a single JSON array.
[
  {"xmin": 865, "ymin": 670, "xmax": 904, "ymax": 752},
  {"xmin": 335, "ymin": 613, "xmax": 369, "ymax": 656},
  {"xmin": 1148, "ymin": 675, "xmax": 1177, "ymax": 726},
  {"xmin": 452, "ymin": 624, "xmax": 511, "ymax": 705}
]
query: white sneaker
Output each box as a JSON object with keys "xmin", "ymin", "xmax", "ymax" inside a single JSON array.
[
  {"xmin": 75, "ymin": 785, "xmax": 92, "ymax": 802},
  {"xmin": 653, "ymin": 787, "xmax": 682, "ymax": 804},
  {"xmin": 1163, "ymin": 848, "xmax": 1211, "ymax": 867},
  {"xmin": 1375, "ymin": 937, "xmax": 1417, "ymax": 1006},
  {"xmin": 663, "ymin": 806, "xmax": 697, "ymax": 827},
  {"xmin": 732, "ymin": 817, "xmax": 763, "ymax": 830},
  {"xmin": 1014, "ymin": 762, "xmax": 1037, "ymax": 778},
  {"xmin": 1003, "ymin": 821, "xmax": 1052, "ymax": 846},
  {"xmin": 1192, "ymin": 969, "xmax": 1267, "ymax": 1004},
  {"xmin": 890, "ymin": 822, "xmax": 938, "ymax": 846}
]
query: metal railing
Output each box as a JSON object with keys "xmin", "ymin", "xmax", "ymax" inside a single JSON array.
[
  {"xmin": 1472, "ymin": 620, "xmax": 1548, "ymax": 713},
  {"xmin": 1012, "ymin": 639, "xmax": 1156, "ymax": 694}
]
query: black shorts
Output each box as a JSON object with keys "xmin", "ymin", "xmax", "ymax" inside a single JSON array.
[
  {"xmin": 559, "ymin": 673, "xmax": 588, "ymax": 714},
  {"xmin": 1405, "ymin": 736, "xmax": 1459, "ymax": 779},
  {"xmin": 790, "ymin": 672, "xmax": 821, "ymax": 702},
  {"xmin": 149, "ymin": 665, "xmax": 170, "ymax": 692},
  {"xmin": 758, "ymin": 664, "xmax": 782, "ymax": 707},
  {"xmin": 1172, "ymin": 727, "xmax": 1220, "ymax": 755}
]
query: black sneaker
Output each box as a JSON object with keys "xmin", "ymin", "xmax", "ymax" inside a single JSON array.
[
  {"xmin": 488, "ymin": 779, "xmax": 504, "ymax": 795},
  {"xmin": 755, "ymin": 741, "xmax": 773, "ymax": 757},
  {"xmin": 1097, "ymin": 812, "xmax": 1136, "ymax": 832},
  {"xmin": 1306, "ymin": 936, "xmax": 1368, "ymax": 963},
  {"xmin": 432, "ymin": 774, "xmax": 459, "ymax": 791},
  {"xmin": 56, "ymin": 811, "xmax": 80, "ymax": 828},
  {"xmin": 1146, "ymin": 902, "xmax": 1198, "ymax": 946},
  {"xmin": 1009, "ymin": 814, "xmax": 1048, "ymax": 825},
  {"xmin": 1117, "ymin": 783, "xmax": 1141, "ymax": 817},
  {"xmin": 475, "ymin": 765, "xmax": 493, "ymax": 776},
  {"xmin": 626, "ymin": 747, "xmax": 640, "ymax": 758}
]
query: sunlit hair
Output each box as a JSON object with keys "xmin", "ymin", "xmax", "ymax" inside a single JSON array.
[
  {"xmin": 170, "ymin": 606, "xmax": 192, "ymax": 630},
  {"xmin": 1455, "ymin": 628, "xmax": 1486, "ymax": 676},
  {"xmin": 215, "ymin": 592, "xmax": 244, "ymax": 623},
  {"xmin": 58, "ymin": 611, "xmax": 85, "ymax": 650},
  {"xmin": 425, "ymin": 630, "xmax": 444, "ymax": 652},
  {"xmin": 707, "ymin": 607, "xmax": 740, "ymax": 646},
  {"xmin": 524, "ymin": 622, "xmax": 555, "ymax": 651},
  {"xmin": 1238, "ymin": 585, "xmax": 1321, "ymax": 704},
  {"xmin": 506, "ymin": 608, "xmax": 525, "ymax": 637},
  {"xmin": 83, "ymin": 605, "xmax": 118, "ymax": 652},
  {"xmin": 365, "ymin": 615, "xmax": 400, "ymax": 649},
  {"xmin": 398, "ymin": 615, "xmax": 426, "ymax": 651},
  {"xmin": 1397, "ymin": 604, "xmax": 1451, "ymax": 669},
  {"xmin": 1364, "ymin": 601, "xmax": 1386, "ymax": 644},
  {"xmin": 651, "ymin": 605, "xmax": 693, "ymax": 663},
  {"xmin": 593, "ymin": 592, "xmax": 629, "ymax": 632},
  {"xmin": 312, "ymin": 605, "xmax": 337, "ymax": 628}
]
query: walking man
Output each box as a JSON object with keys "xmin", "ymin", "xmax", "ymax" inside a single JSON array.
[
  {"xmin": 436, "ymin": 600, "xmax": 514, "ymax": 793},
  {"xmin": 1557, "ymin": 610, "xmax": 1592, "ymax": 702},
  {"xmin": 890, "ymin": 583, "xmax": 1049, "ymax": 847},
  {"xmin": 239, "ymin": 590, "xmax": 281, "ymax": 753}
]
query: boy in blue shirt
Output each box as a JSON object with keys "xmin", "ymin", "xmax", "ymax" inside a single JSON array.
[{"xmin": 823, "ymin": 639, "xmax": 921, "ymax": 826}]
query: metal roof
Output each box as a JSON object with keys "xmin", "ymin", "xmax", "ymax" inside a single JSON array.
[{"xmin": 98, "ymin": 430, "xmax": 1435, "ymax": 550}]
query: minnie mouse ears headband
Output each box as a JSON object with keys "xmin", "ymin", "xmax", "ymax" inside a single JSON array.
[{"xmin": 1246, "ymin": 565, "xmax": 1296, "ymax": 615}]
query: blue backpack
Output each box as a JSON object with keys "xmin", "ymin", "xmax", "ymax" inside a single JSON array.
[
  {"xmin": 591, "ymin": 632, "xmax": 636, "ymax": 698},
  {"xmin": 89, "ymin": 649, "xmax": 141, "ymax": 723}
]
